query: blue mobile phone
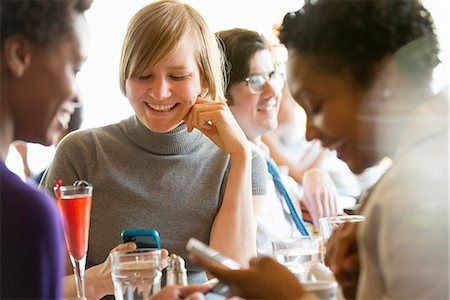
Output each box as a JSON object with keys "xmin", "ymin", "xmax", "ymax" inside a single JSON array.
[{"xmin": 121, "ymin": 229, "xmax": 161, "ymax": 249}]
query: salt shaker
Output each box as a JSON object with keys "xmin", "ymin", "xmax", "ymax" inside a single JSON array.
[{"xmin": 166, "ymin": 254, "xmax": 188, "ymax": 286}]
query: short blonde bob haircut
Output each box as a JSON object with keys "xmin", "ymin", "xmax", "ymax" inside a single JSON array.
[{"xmin": 119, "ymin": 0, "xmax": 225, "ymax": 101}]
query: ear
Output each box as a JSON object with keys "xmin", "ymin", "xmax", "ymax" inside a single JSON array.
[
  {"xmin": 198, "ymin": 77, "xmax": 209, "ymax": 98},
  {"xmin": 374, "ymin": 58, "xmax": 399, "ymax": 101},
  {"xmin": 199, "ymin": 88, "xmax": 209, "ymax": 98},
  {"xmin": 3, "ymin": 35, "xmax": 31, "ymax": 78}
]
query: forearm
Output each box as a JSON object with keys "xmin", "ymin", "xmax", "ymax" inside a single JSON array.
[{"xmin": 210, "ymin": 147, "xmax": 255, "ymax": 267}]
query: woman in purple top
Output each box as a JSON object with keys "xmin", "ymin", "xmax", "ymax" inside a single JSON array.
[{"xmin": 0, "ymin": 1, "xmax": 92, "ymax": 298}]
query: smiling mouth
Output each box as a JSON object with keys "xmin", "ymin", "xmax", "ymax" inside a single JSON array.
[
  {"xmin": 257, "ymin": 105, "xmax": 276, "ymax": 112},
  {"xmin": 146, "ymin": 103, "xmax": 177, "ymax": 112}
]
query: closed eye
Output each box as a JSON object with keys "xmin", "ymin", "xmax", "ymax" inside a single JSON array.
[
  {"xmin": 170, "ymin": 74, "xmax": 190, "ymax": 81},
  {"xmin": 138, "ymin": 74, "xmax": 152, "ymax": 80}
]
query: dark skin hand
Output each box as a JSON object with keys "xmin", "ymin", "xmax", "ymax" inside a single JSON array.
[
  {"xmin": 191, "ymin": 255, "xmax": 305, "ymax": 299},
  {"xmin": 325, "ymin": 222, "xmax": 360, "ymax": 299}
]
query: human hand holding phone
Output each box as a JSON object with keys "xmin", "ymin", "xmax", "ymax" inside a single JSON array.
[
  {"xmin": 121, "ymin": 229, "xmax": 170, "ymax": 269},
  {"xmin": 192, "ymin": 255, "xmax": 306, "ymax": 299},
  {"xmin": 187, "ymin": 238, "xmax": 305, "ymax": 299}
]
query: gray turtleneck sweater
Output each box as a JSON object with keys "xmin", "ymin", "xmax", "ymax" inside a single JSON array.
[{"xmin": 41, "ymin": 115, "xmax": 267, "ymax": 283}]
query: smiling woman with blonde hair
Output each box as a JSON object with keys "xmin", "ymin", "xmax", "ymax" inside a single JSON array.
[{"xmin": 41, "ymin": 0, "xmax": 267, "ymax": 287}]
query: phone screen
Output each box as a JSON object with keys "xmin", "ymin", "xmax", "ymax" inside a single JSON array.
[{"xmin": 121, "ymin": 229, "xmax": 161, "ymax": 249}]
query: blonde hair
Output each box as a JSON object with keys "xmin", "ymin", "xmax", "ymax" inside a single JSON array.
[{"xmin": 119, "ymin": 0, "xmax": 225, "ymax": 100}]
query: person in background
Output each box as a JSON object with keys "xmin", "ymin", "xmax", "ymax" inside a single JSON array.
[
  {"xmin": 41, "ymin": 0, "xmax": 267, "ymax": 286},
  {"xmin": 216, "ymin": 28, "xmax": 338, "ymax": 254},
  {"xmin": 193, "ymin": 0, "xmax": 448, "ymax": 299},
  {"xmin": 0, "ymin": 0, "xmax": 91, "ymax": 298}
]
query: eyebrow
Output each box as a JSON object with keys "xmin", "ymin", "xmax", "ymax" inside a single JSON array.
[{"xmin": 166, "ymin": 65, "xmax": 191, "ymax": 71}]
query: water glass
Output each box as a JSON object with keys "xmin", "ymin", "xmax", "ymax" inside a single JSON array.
[
  {"xmin": 272, "ymin": 237, "xmax": 321, "ymax": 282},
  {"xmin": 303, "ymin": 280, "xmax": 338, "ymax": 300},
  {"xmin": 111, "ymin": 249, "xmax": 161, "ymax": 300},
  {"xmin": 319, "ymin": 215, "xmax": 365, "ymax": 243}
]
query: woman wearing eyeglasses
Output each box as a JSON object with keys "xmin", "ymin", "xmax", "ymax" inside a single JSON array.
[{"xmin": 216, "ymin": 28, "xmax": 338, "ymax": 256}]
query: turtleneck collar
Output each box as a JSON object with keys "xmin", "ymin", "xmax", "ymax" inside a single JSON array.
[{"xmin": 120, "ymin": 115, "xmax": 204, "ymax": 155}]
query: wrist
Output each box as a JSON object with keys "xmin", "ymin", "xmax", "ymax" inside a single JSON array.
[
  {"xmin": 229, "ymin": 142, "xmax": 252, "ymax": 161},
  {"xmin": 84, "ymin": 266, "xmax": 106, "ymax": 300}
]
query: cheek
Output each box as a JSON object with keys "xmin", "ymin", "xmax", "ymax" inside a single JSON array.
[
  {"xmin": 125, "ymin": 79, "xmax": 148, "ymax": 101},
  {"xmin": 173, "ymin": 82, "xmax": 201, "ymax": 105},
  {"xmin": 322, "ymin": 100, "xmax": 355, "ymax": 132},
  {"xmin": 230, "ymin": 87, "xmax": 257, "ymax": 111}
]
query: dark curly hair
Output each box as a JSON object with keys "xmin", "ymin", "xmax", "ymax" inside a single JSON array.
[
  {"xmin": 280, "ymin": 0, "xmax": 439, "ymax": 89},
  {"xmin": 216, "ymin": 28, "xmax": 269, "ymax": 104},
  {"xmin": 1, "ymin": 0, "xmax": 93, "ymax": 47}
]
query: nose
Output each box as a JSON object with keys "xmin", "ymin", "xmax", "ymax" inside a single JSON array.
[
  {"xmin": 262, "ymin": 80, "xmax": 280, "ymax": 98},
  {"xmin": 147, "ymin": 78, "xmax": 171, "ymax": 100},
  {"xmin": 305, "ymin": 116, "xmax": 321, "ymax": 142},
  {"xmin": 72, "ymin": 94, "xmax": 82, "ymax": 108}
]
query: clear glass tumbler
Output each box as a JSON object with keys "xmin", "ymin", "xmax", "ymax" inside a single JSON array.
[
  {"xmin": 111, "ymin": 248, "xmax": 161, "ymax": 300},
  {"xmin": 272, "ymin": 236, "xmax": 322, "ymax": 282}
]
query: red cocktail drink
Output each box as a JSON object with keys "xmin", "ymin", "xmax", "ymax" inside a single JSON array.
[
  {"xmin": 57, "ymin": 194, "xmax": 92, "ymax": 260},
  {"xmin": 54, "ymin": 182, "xmax": 93, "ymax": 299}
]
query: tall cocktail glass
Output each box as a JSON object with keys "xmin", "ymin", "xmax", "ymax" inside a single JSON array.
[{"xmin": 54, "ymin": 182, "xmax": 93, "ymax": 299}]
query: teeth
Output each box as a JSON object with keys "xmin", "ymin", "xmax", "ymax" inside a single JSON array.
[
  {"xmin": 257, "ymin": 105, "xmax": 276, "ymax": 112},
  {"xmin": 57, "ymin": 112, "xmax": 71, "ymax": 129},
  {"xmin": 147, "ymin": 103, "xmax": 176, "ymax": 112}
]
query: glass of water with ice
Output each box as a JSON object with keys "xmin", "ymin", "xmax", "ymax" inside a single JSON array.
[
  {"xmin": 111, "ymin": 248, "xmax": 161, "ymax": 300},
  {"xmin": 272, "ymin": 237, "xmax": 321, "ymax": 282}
]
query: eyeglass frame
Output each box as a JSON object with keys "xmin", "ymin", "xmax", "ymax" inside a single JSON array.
[{"xmin": 244, "ymin": 71, "xmax": 284, "ymax": 94}]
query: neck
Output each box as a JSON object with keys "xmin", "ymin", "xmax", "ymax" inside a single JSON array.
[{"xmin": 247, "ymin": 134, "xmax": 262, "ymax": 146}]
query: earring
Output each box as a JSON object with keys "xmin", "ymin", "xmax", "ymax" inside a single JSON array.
[{"xmin": 200, "ymin": 89, "xmax": 208, "ymax": 98}]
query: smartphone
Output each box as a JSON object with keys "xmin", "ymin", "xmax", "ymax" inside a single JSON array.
[
  {"xmin": 186, "ymin": 238, "xmax": 240, "ymax": 269},
  {"xmin": 186, "ymin": 238, "xmax": 240, "ymax": 297},
  {"xmin": 121, "ymin": 229, "xmax": 161, "ymax": 249}
]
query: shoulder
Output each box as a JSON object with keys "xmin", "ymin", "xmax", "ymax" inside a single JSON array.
[
  {"xmin": 250, "ymin": 147, "xmax": 267, "ymax": 171},
  {"xmin": 56, "ymin": 122, "xmax": 125, "ymax": 157},
  {"xmin": 1, "ymin": 164, "xmax": 64, "ymax": 299},
  {"xmin": 60, "ymin": 122, "xmax": 122, "ymax": 145},
  {"xmin": 249, "ymin": 148, "xmax": 268, "ymax": 195},
  {"xmin": 1, "ymin": 164, "xmax": 60, "ymax": 232}
]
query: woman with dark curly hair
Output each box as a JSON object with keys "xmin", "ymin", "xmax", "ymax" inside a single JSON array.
[{"xmin": 193, "ymin": 1, "xmax": 448, "ymax": 299}]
